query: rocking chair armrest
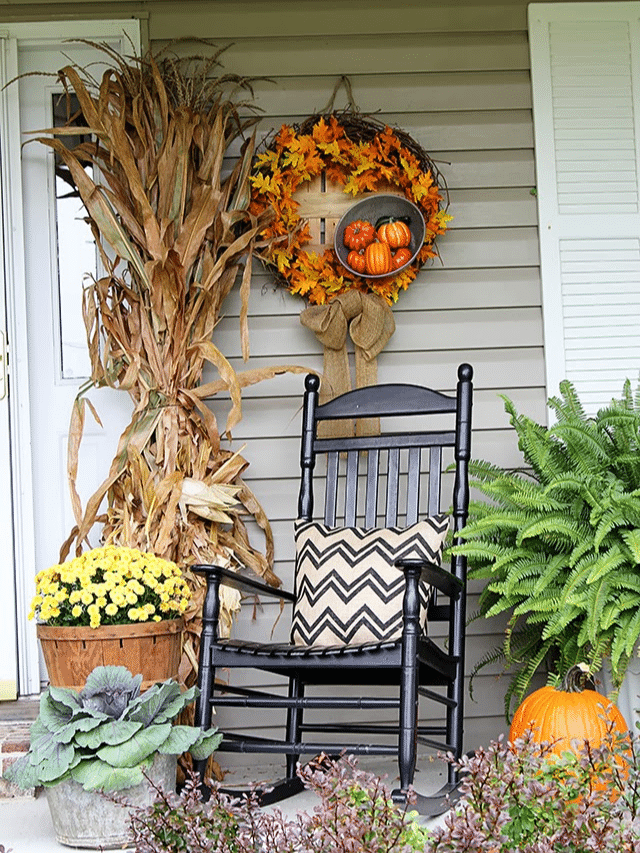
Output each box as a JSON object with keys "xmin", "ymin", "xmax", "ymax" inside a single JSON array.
[
  {"xmin": 395, "ymin": 559, "xmax": 464, "ymax": 600},
  {"xmin": 192, "ymin": 563, "xmax": 297, "ymax": 603}
]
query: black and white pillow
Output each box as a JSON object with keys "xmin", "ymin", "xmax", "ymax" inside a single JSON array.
[{"xmin": 291, "ymin": 515, "xmax": 449, "ymax": 646}]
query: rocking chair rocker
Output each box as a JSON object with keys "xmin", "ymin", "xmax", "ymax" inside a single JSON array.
[{"xmin": 193, "ymin": 363, "xmax": 473, "ymax": 815}]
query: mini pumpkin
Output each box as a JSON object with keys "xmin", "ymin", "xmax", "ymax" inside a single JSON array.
[
  {"xmin": 364, "ymin": 241, "xmax": 392, "ymax": 276},
  {"xmin": 343, "ymin": 219, "xmax": 376, "ymax": 251},
  {"xmin": 376, "ymin": 218, "xmax": 412, "ymax": 249},
  {"xmin": 346, "ymin": 249, "xmax": 366, "ymax": 274},
  {"xmin": 509, "ymin": 664, "xmax": 628, "ymax": 759},
  {"xmin": 391, "ymin": 248, "xmax": 413, "ymax": 270}
]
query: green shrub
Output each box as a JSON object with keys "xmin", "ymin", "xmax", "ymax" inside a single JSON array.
[{"xmin": 451, "ymin": 379, "xmax": 640, "ymax": 714}]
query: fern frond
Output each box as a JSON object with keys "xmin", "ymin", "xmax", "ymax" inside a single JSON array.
[
  {"xmin": 503, "ymin": 639, "xmax": 554, "ymax": 719},
  {"xmin": 507, "ymin": 478, "xmax": 567, "ymax": 512},
  {"xmin": 503, "ymin": 395, "xmax": 571, "ymax": 483},
  {"xmin": 584, "ymin": 545, "xmax": 627, "ymax": 585},
  {"xmin": 551, "ymin": 422, "xmax": 609, "ymax": 474},
  {"xmin": 582, "ymin": 576, "xmax": 613, "ymax": 644},
  {"xmin": 555, "ymin": 631, "xmax": 580, "ymax": 675},
  {"xmin": 609, "ymin": 608, "xmax": 639, "ymax": 674},
  {"xmin": 542, "ymin": 473, "xmax": 592, "ymax": 505},
  {"xmin": 609, "ymin": 494, "xmax": 640, "ymax": 529},
  {"xmin": 550, "ymin": 379, "xmax": 586, "ymax": 422},
  {"xmin": 468, "ymin": 644, "xmax": 508, "ymax": 702},
  {"xmin": 500, "ymin": 552, "xmax": 563, "ymax": 596},
  {"xmin": 467, "ymin": 458, "xmax": 520, "ymax": 484},
  {"xmin": 513, "ymin": 592, "xmax": 563, "ymax": 617},
  {"xmin": 622, "ymin": 607, "xmax": 640, "ymax": 659},
  {"xmin": 516, "ymin": 513, "xmax": 583, "ymax": 547},
  {"xmin": 454, "ymin": 512, "xmax": 523, "ymax": 539},
  {"xmin": 531, "ymin": 553, "xmax": 570, "ymax": 596},
  {"xmin": 540, "ymin": 604, "xmax": 581, "ymax": 640},
  {"xmin": 569, "ymin": 536, "xmax": 595, "ymax": 568},
  {"xmin": 613, "ymin": 574, "xmax": 640, "ymax": 594}
]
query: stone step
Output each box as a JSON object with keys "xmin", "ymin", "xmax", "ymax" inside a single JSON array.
[{"xmin": 0, "ymin": 722, "xmax": 36, "ymax": 800}]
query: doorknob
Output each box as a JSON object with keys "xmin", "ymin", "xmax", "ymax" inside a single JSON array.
[{"xmin": 0, "ymin": 330, "xmax": 6, "ymax": 400}]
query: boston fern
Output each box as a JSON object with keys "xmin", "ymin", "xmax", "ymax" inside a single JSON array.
[{"xmin": 452, "ymin": 379, "xmax": 640, "ymax": 716}]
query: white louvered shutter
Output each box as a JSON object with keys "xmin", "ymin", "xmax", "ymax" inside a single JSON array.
[{"xmin": 529, "ymin": 2, "xmax": 640, "ymax": 414}]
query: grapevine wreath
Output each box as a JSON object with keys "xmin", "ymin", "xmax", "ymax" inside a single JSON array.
[{"xmin": 249, "ymin": 108, "xmax": 451, "ymax": 306}]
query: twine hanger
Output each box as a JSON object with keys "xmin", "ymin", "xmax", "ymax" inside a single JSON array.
[{"xmin": 318, "ymin": 75, "xmax": 358, "ymax": 115}]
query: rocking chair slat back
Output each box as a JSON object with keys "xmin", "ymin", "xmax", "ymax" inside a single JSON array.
[
  {"xmin": 300, "ymin": 384, "xmax": 460, "ymax": 532},
  {"xmin": 428, "ymin": 445, "xmax": 443, "ymax": 517}
]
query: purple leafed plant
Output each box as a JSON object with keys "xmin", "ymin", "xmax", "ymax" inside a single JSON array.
[
  {"xmin": 128, "ymin": 753, "xmax": 428, "ymax": 853},
  {"xmin": 426, "ymin": 726, "xmax": 640, "ymax": 853},
  {"xmin": 129, "ymin": 725, "xmax": 640, "ymax": 853}
]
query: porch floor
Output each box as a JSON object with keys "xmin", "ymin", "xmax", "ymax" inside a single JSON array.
[{"xmin": 1, "ymin": 755, "xmax": 452, "ymax": 852}]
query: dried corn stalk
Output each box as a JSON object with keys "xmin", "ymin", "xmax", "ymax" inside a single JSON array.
[{"xmin": 33, "ymin": 43, "xmax": 308, "ymax": 686}]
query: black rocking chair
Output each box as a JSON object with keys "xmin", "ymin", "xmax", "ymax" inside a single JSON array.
[{"xmin": 193, "ymin": 363, "xmax": 473, "ymax": 815}]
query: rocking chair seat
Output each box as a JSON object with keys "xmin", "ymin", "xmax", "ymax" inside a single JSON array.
[{"xmin": 211, "ymin": 636, "xmax": 457, "ymax": 682}]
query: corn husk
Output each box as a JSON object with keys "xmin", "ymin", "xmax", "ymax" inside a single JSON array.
[{"xmin": 34, "ymin": 43, "xmax": 306, "ymax": 687}]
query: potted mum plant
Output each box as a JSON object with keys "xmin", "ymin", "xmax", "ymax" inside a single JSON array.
[
  {"xmin": 451, "ymin": 378, "xmax": 640, "ymax": 720},
  {"xmin": 31, "ymin": 546, "xmax": 191, "ymax": 691},
  {"xmin": 3, "ymin": 665, "xmax": 221, "ymax": 849}
]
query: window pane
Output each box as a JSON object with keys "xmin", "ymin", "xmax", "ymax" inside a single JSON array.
[{"xmin": 53, "ymin": 93, "xmax": 97, "ymax": 380}]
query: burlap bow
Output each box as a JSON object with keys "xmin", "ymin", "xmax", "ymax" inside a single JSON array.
[{"xmin": 300, "ymin": 290, "xmax": 395, "ymax": 436}]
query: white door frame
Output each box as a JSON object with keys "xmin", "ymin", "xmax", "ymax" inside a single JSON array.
[
  {"xmin": 0, "ymin": 20, "xmax": 141, "ymax": 696},
  {"xmin": 0, "ymin": 36, "xmax": 22, "ymax": 699}
]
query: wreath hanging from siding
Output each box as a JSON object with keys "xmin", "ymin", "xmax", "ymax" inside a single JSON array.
[
  {"xmin": 249, "ymin": 80, "xmax": 450, "ymax": 433},
  {"xmin": 249, "ymin": 86, "xmax": 450, "ymax": 305}
]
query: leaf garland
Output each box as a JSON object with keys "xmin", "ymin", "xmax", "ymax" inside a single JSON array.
[{"xmin": 249, "ymin": 111, "xmax": 451, "ymax": 306}]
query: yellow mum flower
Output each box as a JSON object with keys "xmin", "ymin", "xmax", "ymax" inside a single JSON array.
[
  {"xmin": 32, "ymin": 546, "xmax": 188, "ymax": 627},
  {"xmin": 111, "ymin": 590, "xmax": 127, "ymax": 607}
]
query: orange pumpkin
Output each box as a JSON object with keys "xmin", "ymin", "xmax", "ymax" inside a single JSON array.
[
  {"xmin": 391, "ymin": 248, "xmax": 413, "ymax": 270},
  {"xmin": 346, "ymin": 250, "xmax": 366, "ymax": 275},
  {"xmin": 343, "ymin": 219, "xmax": 376, "ymax": 251},
  {"xmin": 377, "ymin": 219, "xmax": 412, "ymax": 249},
  {"xmin": 364, "ymin": 241, "xmax": 392, "ymax": 275},
  {"xmin": 510, "ymin": 664, "xmax": 628, "ymax": 759}
]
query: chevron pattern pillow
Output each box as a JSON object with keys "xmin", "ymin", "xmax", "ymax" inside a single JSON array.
[{"xmin": 291, "ymin": 515, "xmax": 449, "ymax": 646}]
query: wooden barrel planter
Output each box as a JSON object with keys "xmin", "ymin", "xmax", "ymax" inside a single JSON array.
[{"xmin": 37, "ymin": 619, "xmax": 183, "ymax": 692}]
